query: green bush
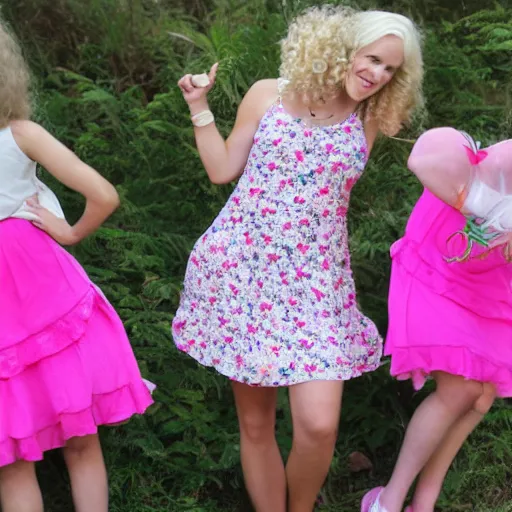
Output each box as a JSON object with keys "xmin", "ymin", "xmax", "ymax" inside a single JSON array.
[{"xmin": 2, "ymin": 0, "xmax": 511, "ymax": 509}]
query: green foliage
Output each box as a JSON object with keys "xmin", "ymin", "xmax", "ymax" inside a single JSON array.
[{"xmin": 1, "ymin": 0, "xmax": 511, "ymax": 510}]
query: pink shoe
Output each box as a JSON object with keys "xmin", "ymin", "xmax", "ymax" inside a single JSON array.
[{"xmin": 361, "ymin": 486, "xmax": 384, "ymax": 512}]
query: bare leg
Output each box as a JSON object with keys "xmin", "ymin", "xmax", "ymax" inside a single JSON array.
[
  {"xmin": 231, "ymin": 382, "xmax": 286, "ymax": 512},
  {"xmin": 63, "ymin": 434, "xmax": 108, "ymax": 512},
  {"xmin": 0, "ymin": 460, "xmax": 43, "ymax": 512},
  {"xmin": 411, "ymin": 383, "xmax": 496, "ymax": 512},
  {"xmin": 378, "ymin": 372, "xmax": 484, "ymax": 512},
  {"xmin": 287, "ymin": 380, "xmax": 343, "ymax": 512}
]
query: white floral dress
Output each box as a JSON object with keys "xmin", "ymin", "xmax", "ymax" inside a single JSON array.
[{"xmin": 172, "ymin": 98, "xmax": 382, "ymax": 386}]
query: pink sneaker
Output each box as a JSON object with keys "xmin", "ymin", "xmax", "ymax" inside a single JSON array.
[{"xmin": 361, "ymin": 486, "xmax": 384, "ymax": 512}]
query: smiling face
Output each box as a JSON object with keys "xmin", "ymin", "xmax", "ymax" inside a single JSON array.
[{"xmin": 345, "ymin": 34, "xmax": 404, "ymax": 103}]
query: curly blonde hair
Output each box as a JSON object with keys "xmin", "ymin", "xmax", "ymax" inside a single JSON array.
[
  {"xmin": 279, "ymin": 6, "xmax": 424, "ymax": 136},
  {"xmin": 0, "ymin": 19, "xmax": 31, "ymax": 128}
]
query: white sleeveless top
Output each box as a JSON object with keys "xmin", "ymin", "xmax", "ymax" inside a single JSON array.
[{"xmin": 0, "ymin": 126, "xmax": 64, "ymax": 222}]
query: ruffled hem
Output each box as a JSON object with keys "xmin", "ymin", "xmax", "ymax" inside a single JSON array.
[
  {"xmin": 388, "ymin": 345, "xmax": 512, "ymax": 398},
  {"xmin": 176, "ymin": 344, "xmax": 382, "ymax": 387},
  {"xmin": 0, "ymin": 289, "xmax": 95, "ymax": 379},
  {"xmin": 0, "ymin": 380, "xmax": 153, "ymax": 467}
]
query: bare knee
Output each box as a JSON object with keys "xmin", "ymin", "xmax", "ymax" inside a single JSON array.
[
  {"xmin": 473, "ymin": 382, "xmax": 496, "ymax": 415},
  {"xmin": 64, "ymin": 434, "xmax": 101, "ymax": 458},
  {"xmin": 434, "ymin": 373, "xmax": 484, "ymax": 414},
  {"xmin": 294, "ymin": 415, "xmax": 338, "ymax": 448},
  {"xmin": 238, "ymin": 411, "xmax": 276, "ymax": 444},
  {"xmin": 0, "ymin": 460, "xmax": 35, "ymax": 483}
]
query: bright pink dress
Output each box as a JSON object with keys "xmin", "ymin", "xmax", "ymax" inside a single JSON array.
[
  {"xmin": 0, "ymin": 128, "xmax": 154, "ymax": 467},
  {"xmin": 385, "ymin": 189, "xmax": 512, "ymax": 397}
]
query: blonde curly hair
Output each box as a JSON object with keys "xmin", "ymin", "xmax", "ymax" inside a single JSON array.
[
  {"xmin": 0, "ymin": 19, "xmax": 31, "ymax": 128},
  {"xmin": 279, "ymin": 6, "xmax": 424, "ymax": 136}
]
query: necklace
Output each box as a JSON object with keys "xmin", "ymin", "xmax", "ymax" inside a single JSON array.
[{"xmin": 308, "ymin": 107, "xmax": 334, "ymax": 120}]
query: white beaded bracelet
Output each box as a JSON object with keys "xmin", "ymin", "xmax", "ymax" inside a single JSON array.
[{"xmin": 191, "ymin": 110, "xmax": 215, "ymax": 127}]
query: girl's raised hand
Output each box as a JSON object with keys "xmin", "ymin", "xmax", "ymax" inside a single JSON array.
[{"xmin": 177, "ymin": 62, "xmax": 219, "ymax": 108}]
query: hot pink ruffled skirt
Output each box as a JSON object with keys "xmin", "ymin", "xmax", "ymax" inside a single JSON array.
[
  {"xmin": 0, "ymin": 219, "xmax": 154, "ymax": 467},
  {"xmin": 385, "ymin": 191, "xmax": 512, "ymax": 397}
]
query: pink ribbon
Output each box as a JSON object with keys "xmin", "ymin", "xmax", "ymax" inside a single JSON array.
[{"xmin": 464, "ymin": 145, "xmax": 488, "ymax": 165}]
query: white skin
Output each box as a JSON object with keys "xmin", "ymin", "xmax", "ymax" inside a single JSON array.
[
  {"xmin": 0, "ymin": 120, "xmax": 119, "ymax": 512},
  {"xmin": 377, "ymin": 374, "xmax": 496, "ymax": 512},
  {"xmin": 178, "ymin": 34, "xmax": 404, "ymax": 512}
]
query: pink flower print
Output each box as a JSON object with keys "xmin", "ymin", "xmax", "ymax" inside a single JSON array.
[
  {"xmin": 222, "ymin": 260, "xmax": 237, "ymax": 270},
  {"xmin": 288, "ymin": 297, "xmax": 298, "ymax": 306},
  {"xmin": 224, "ymin": 336, "xmax": 234, "ymax": 344},
  {"xmin": 262, "ymin": 234, "xmax": 272, "ymax": 245},
  {"xmin": 230, "ymin": 215, "xmax": 242, "ymax": 224},
  {"xmin": 299, "ymin": 339, "xmax": 314, "ymax": 349},
  {"xmin": 325, "ymin": 143, "xmax": 334, "ymax": 153},
  {"xmin": 311, "ymin": 287, "xmax": 325, "ymax": 302},
  {"xmin": 212, "ymin": 358, "xmax": 221, "ymax": 365},
  {"xmin": 321, "ymin": 310, "xmax": 330, "ymax": 318},
  {"xmin": 268, "ymin": 162, "xmax": 277, "ymax": 171},
  {"xmin": 173, "ymin": 320, "xmax": 186, "ymax": 334},
  {"xmin": 272, "ymin": 138, "xmax": 282, "ymax": 146},
  {"xmin": 343, "ymin": 125, "xmax": 352, "ymax": 134},
  {"xmin": 283, "ymin": 221, "xmax": 292, "ymax": 230},
  {"xmin": 259, "ymin": 302, "xmax": 273, "ymax": 312},
  {"xmin": 322, "ymin": 209, "xmax": 330, "ymax": 218},
  {"xmin": 271, "ymin": 346, "xmax": 280, "ymax": 356},
  {"xmin": 336, "ymin": 206, "xmax": 348, "ymax": 217},
  {"xmin": 267, "ymin": 253, "xmax": 281, "ymax": 263},
  {"xmin": 247, "ymin": 324, "xmax": 258, "ymax": 334},
  {"xmin": 218, "ymin": 316, "xmax": 230, "ymax": 327},
  {"xmin": 262, "ymin": 207, "xmax": 277, "ymax": 217},
  {"xmin": 319, "ymin": 245, "xmax": 328, "ymax": 255},
  {"xmin": 295, "ymin": 150, "xmax": 304, "ymax": 162},
  {"xmin": 295, "ymin": 317, "xmax": 306, "ymax": 328},
  {"xmin": 294, "ymin": 196, "xmax": 305, "ymax": 204},
  {"xmin": 243, "ymin": 232, "xmax": 253, "ymax": 245},
  {"xmin": 229, "ymin": 283, "xmax": 239, "ymax": 296},
  {"xmin": 295, "ymin": 267, "xmax": 311, "ymax": 280},
  {"xmin": 257, "ymin": 279, "xmax": 264, "ymax": 289},
  {"xmin": 315, "ymin": 165, "xmax": 325, "ymax": 174},
  {"xmin": 253, "ymin": 137, "xmax": 259, "ymax": 144},
  {"xmin": 331, "ymin": 161, "xmax": 343, "ymax": 174},
  {"xmin": 304, "ymin": 129, "xmax": 313, "ymax": 137},
  {"xmin": 232, "ymin": 196, "xmax": 241, "ymax": 205},
  {"xmin": 249, "ymin": 188, "xmax": 263, "ymax": 197},
  {"xmin": 231, "ymin": 306, "xmax": 243, "ymax": 315},
  {"xmin": 319, "ymin": 186, "xmax": 329, "ymax": 196},
  {"xmin": 299, "ymin": 218, "xmax": 310, "ymax": 227},
  {"xmin": 328, "ymin": 336, "xmax": 338, "ymax": 346},
  {"xmin": 279, "ymin": 271, "xmax": 289, "ymax": 285},
  {"xmin": 322, "ymin": 258, "xmax": 330, "ymax": 270},
  {"xmin": 334, "ymin": 277, "xmax": 344, "ymax": 290},
  {"xmin": 235, "ymin": 355, "xmax": 244, "ymax": 368},
  {"xmin": 345, "ymin": 177, "xmax": 357, "ymax": 191},
  {"xmin": 304, "ymin": 364, "xmax": 317, "ymax": 373},
  {"xmin": 277, "ymin": 118, "xmax": 285, "ymax": 126},
  {"xmin": 187, "ymin": 339, "xmax": 196, "ymax": 347},
  {"xmin": 191, "ymin": 256, "xmax": 200, "ymax": 267},
  {"xmin": 209, "ymin": 297, "xmax": 217, "ymax": 305},
  {"xmin": 199, "ymin": 341, "xmax": 207, "ymax": 349},
  {"xmin": 297, "ymin": 243, "xmax": 310, "ymax": 254},
  {"xmin": 279, "ymin": 179, "xmax": 288, "ymax": 191},
  {"xmin": 289, "ymin": 362, "xmax": 296, "ymax": 370}
]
